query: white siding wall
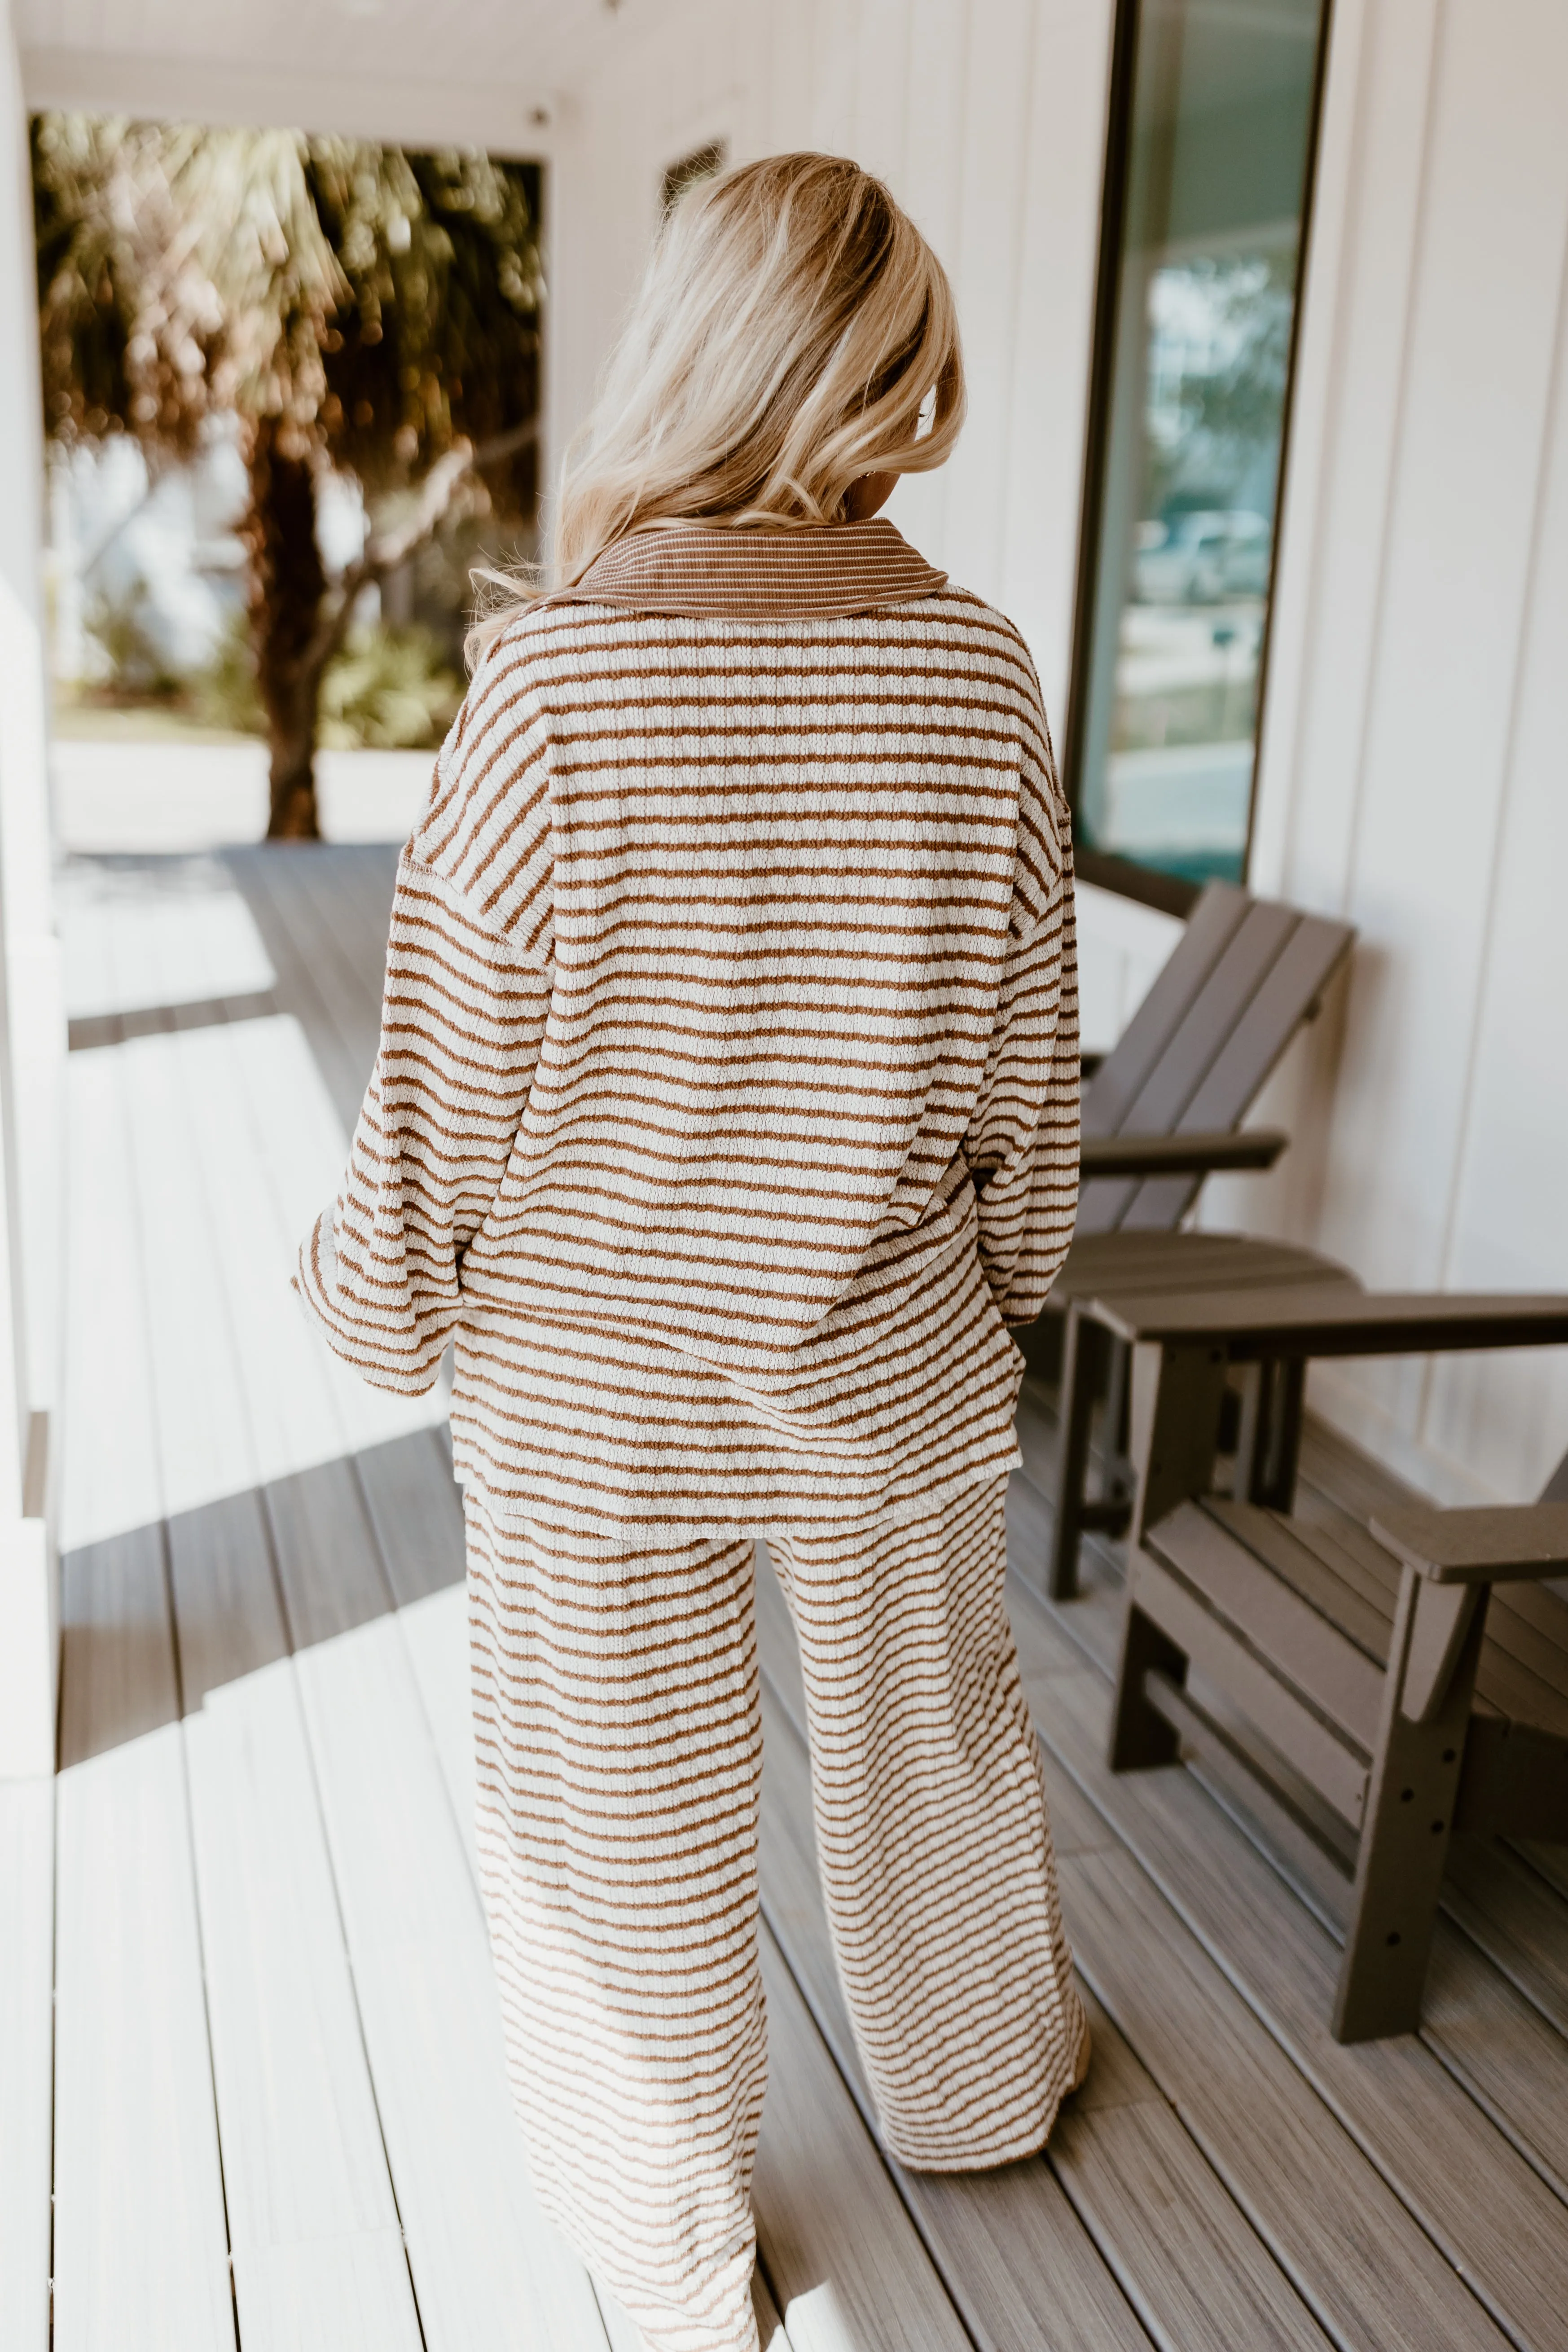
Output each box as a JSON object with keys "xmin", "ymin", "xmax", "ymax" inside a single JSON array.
[
  {"xmin": 1240, "ymin": 0, "xmax": 1568, "ymax": 1502},
  {"xmin": 547, "ymin": 0, "xmax": 1116, "ymax": 729},
  {"xmin": 555, "ymin": 0, "xmax": 1568, "ymax": 1508},
  {"xmin": 546, "ymin": 0, "xmax": 1147, "ymax": 1029}
]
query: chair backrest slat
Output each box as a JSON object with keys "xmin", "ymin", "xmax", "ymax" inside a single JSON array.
[
  {"xmin": 1180, "ymin": 913, "xmax": 1353, "ymax": 1129},
  {"xmin": 1117, "ymin": 911, "xmax": 1354, "ymax": 1230},
  {"xmin": 1081, "ymin": 882, "xmax": 1250, "ymax": 1138},
  {"xmin": 1542, "ymin": 1452, "xmax": 1568, "ymax": 1606},
  {"xmin": 1117, "ymin": 900, "xmax": 1302, "ymax": 1138},
  {"xmin": 1074, "ymin": 881, "xmax": 1354, "ymax": 1239}
]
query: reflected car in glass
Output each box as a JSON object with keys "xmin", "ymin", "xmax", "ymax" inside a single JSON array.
[{"xmin": 1133, "ymin": 510, "xmax": 1271, "ymax": 606}]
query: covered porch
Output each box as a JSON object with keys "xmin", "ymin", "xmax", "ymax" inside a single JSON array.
[
  {"xmin": 19, "ymin": 843, "xmax": 1568, "ymax": 2352},
  {"xmin": 4, "ymin": 0, "xmax": 1568, "ymax": 2343}
]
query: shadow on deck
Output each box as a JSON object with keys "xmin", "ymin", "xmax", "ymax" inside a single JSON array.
[{"xmin": 31, "ymin": 846, "xmax": 1568, "ymax": 2352}]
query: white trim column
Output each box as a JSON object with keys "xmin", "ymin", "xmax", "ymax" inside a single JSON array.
[{"xmin": 0, "ymin": 0, "xmax": 63, "ymax": 1777}]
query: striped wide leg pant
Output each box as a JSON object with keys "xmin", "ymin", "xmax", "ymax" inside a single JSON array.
[{"xmin": 465, "ymin": 1476, "xmax": 1085, "ymax": 2352}]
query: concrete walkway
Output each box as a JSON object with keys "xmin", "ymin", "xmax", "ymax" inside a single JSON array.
[{"xmin": 52, "ymin": 739, "xmax": 433, "ymax": 854}]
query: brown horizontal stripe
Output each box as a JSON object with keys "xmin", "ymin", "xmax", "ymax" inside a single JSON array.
[{"xmin": 299, "ymin": 556, "xmax": 1076, "ymax": 1560}]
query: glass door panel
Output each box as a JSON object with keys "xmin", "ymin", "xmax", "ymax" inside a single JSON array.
[{"xmin": 1072, "ymin": 0, "xmax": 1329, "ymax": 889}]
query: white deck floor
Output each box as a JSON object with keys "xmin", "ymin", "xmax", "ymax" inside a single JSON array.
[{"xmin": 14, "ymin": 845, "xmax": 1568, "ymax": 2352}]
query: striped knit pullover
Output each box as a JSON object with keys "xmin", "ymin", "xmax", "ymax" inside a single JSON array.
[{"xmin": 297, "ymin": 518, "xmax": 1079, "ymax": 1538}]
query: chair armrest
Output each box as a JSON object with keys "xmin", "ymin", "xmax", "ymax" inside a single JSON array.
[
  {"xmin": 1079, "ymin": 1128, "xmax": 1288, "ymax": 1180},
  {"xmin": 1370, "ymin": 1504, "xmax": 1568, "ymax": 1585},
  {"xmin": 1086, "ymin": 1288, "xmax": 1568, "ymax": 1362}
]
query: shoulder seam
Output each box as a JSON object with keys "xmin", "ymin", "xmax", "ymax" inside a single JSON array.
[{"xmin": 398, "ymin": 850, "xmax": 552, "ymax": 971}]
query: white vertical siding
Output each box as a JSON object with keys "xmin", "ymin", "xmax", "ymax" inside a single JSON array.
[
  {"xmin": 1430, "ymin": 304, "xmax": 1568, "ymax": 1493},
  {"xmin": 549, "ymin": 0, "xmax": 1116, "ymax": 731},
  {"xmin": 548, "ymin": 0, "xmax": 1127, "ymax": 1042},
  {"xmin": 553, "ymin": 0, "xmax": 1568, "ymax": 1505},
  {"xmin": 848, "ymin": 0, "xmax": 913, "ymax": 189},
  {"xmin": 939, "ymin": 0, "xmax": 1040, "ymax": 601},
  {"xmin": 875, "ymin": 0, "xmax": 972, "ymax": 561},
  {"xmin": 1248, "ymin": 0, "xmax": 1568, "ymax": 1500},
  {"xmin": 999, "ymin": 0, "xmax": 1117, "ymax": 723},
  {"xmin": 544, "ymin": 0, "xmax": 750, "ymax": 504}
]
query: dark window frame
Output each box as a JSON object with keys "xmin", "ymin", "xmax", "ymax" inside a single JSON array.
[{"xmin": 1062, "ymin": 0, "xmax": 1337, "ymax": 918}]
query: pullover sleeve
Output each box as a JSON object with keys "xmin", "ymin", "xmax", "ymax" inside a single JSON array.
[
  {"xmin": 962, "ymin": 698, "xmax": 1080, "ymax": 1326},
  {"xmin": 295, "ymin": 642, "xmax": 554, "ymax": 1393}
]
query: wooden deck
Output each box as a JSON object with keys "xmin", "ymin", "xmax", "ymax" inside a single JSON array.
[{"xmin": 13, "ymin": 845, "xmax": 1568, "ymax": 2352}]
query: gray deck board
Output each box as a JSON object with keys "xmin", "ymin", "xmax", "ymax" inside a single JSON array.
[
  {"xmin": 756, "ymin": 1659, "xmax": 1146, "ymax": 2352},
  {"xmin": 1444, "ymin": 1839, "xmax": 1568, "ymax": 2032},
  {"xmin": 55, "ymin": 1723, "xmax": 237, "ymax": 2352},
  {"xmin": 225, "ymin": 849, "xmax": 388, "ymax": 1128},
  {"xmin": 294, "ymin": 1610, "xmax": 617, "ymax": 2352},
  {"xmin": 1045, "ymin": 2071, "xmax": 1334, "ymax": 2352},
  {"xmin": 167, "ymin": 1490, "xmax": 289, "ymax": 1710},
  {"xmin": 1060, "ymin": 1847, "xmax": 1515, "ymax": 2350},
  {"xmin": 59, "ymin": 1524, "xmax": 180, "ymax": 1767},
  {"xmin": 356, "ymin": 1430, "xmax": 466, "ymax": 1607},
  {"xmin": 289, "ymin": 846, "xmax": 395, "ymax": 1016},
  {"xmin": 753, "ymin": 1924, "xmax": 973, "ymax": 2352},
  {"xmin": 1518, "ymin": 1840, "xmax": 1568, "ymax": 1906},
  {"xmin": 50, "ymin": 845, "xmax": 1568, "ymax": 2352},
  {"xmin": 755, "ymin": 1576, "xmax": 1330, "ymax": 2352},
  {"xmin": 276, "ymin": 855, "xmax": 385, "ymax": 1041},
  {"xmin": 265, "ymin": 1457, "xmax": 397, "ymax": 1650},
  {"xmin": 1417, "ymin": 1934, "xmax": 1568, "ymax": 2201},
  {"xmin": 187, "ymin": 1662, "xmax": 425, "ymax": 2349},
  {"xmin": 1008, "ymin": 1592, "xmax": 1568, "ymax": 2352}
]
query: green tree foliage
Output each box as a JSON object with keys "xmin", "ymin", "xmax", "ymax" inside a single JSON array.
[
  {"xmin": 1142, "ymin": 252, "xmax": 1294, "ymax": 523},
  {"xmin": 33, "ymin": 115, "xmax": 541, "ymax": 835}
]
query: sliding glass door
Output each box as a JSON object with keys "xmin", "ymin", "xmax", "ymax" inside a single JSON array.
[{"xmin": 1070, "ymin": 0, "xmax": 1331, "ymax": 896}]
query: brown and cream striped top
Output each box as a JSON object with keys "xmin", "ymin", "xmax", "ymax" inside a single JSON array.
[{"xmin": 297, "ymin": 517, "xmax": 1079, "ymax": 1538}]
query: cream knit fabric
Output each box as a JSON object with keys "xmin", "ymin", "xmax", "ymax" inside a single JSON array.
[
  {"xmin": 297, "ymin": 518, "xmax": 1079, "ymax": 1535},
  {"xmin": 465, "ymin": 1476, "xmax": 1086, "ymax": 2352},
  {"xmin": 297, "ymin": 517, "xmax": 1086, "ymax": 2352}
]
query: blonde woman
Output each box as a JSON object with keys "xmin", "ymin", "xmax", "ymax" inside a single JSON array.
[{"xmin": 299, "ymin": 152, "xmax": 1086, "ymax": 2352}]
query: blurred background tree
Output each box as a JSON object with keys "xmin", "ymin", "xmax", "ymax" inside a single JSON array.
[{"xmin": 34, "ymin": 115, "xmax": 541, "ymax": 836}]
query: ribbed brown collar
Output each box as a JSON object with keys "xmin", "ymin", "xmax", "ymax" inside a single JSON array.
[{"xmin": 547, "ymin": 517, "xmax": 947, "ymax": 619}]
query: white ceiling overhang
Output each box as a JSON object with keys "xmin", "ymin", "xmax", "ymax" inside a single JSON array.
[{"xmin": 17, "ymin": 0, "xmax": 655, "ymax": 152}]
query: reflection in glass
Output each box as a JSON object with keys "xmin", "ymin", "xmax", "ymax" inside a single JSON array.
[{"xmin": 1072, "ymin": 0, "xmax": 1327, "ymax": 887}]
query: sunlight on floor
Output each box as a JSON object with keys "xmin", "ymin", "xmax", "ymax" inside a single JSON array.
[
  {"xmin": 61, "ymin": 991, "xmax": 446, "ymax": 1550},
  {"xmin": 58, "ymin": 862, "xmax": 277, "ymax": 1018},
  {"xmin": 775, "ymin": 2280, "xmax": 852, "ymax": 2350},
  {"xmin": 54, "ymin": 1579, "xmax": 620, "ymax": 2350},
  {"xmin": 54, "ymin": 1572, "xmax": 827, "ymax": 2352}
]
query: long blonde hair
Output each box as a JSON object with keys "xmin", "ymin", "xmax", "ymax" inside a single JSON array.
[{"xmin": 469, "ymin": 152, "xmax": 964, "ymax": 658}]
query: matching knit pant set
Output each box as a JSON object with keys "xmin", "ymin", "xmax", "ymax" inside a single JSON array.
[{"xmin": 300, "ymin": 519, "xmax": 1086, "ymax": 2352}]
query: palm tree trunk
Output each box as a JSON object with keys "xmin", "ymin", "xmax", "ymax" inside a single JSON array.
[{"xmin": 244, "ymin": 419, "xmax": 326, "ymax": 840}]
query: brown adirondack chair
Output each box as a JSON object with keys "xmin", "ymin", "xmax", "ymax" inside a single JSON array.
[
  {"xmin": 1085, "ymin": 1283, "xmax": 1568, "ymax": 2040},
  {"xmin": 1040, "ymin": 880, "xmax": 1358, "ymax": 1599}
]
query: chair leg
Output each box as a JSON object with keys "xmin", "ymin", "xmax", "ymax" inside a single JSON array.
[
  {"xmin": 1332, "ymin": 1571, "xmax": 1487, "ymax": 2042},
  {"xmin": 1109, "ymin": 1583, "xmax": 1189, "ymax": 1773},
  {"xmin": 1048, "ymin": 1305, "xmax": 1107, "ymax": 1601},
  {"xmin": 1251, "ymin": 1357, "xmax": 1307, "ymax": 1512},
  {"xmin": 1126, "ymin": 1338, "xmax": 1230, "ymax": 1547},
  {"xmin": 1103, "ymin": 1333, "xmax": 1132, "ymax": 1480},
  {"xmin": 1234, "ymin": 1361, "xmax": 1268, "ymax": 1501}
]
